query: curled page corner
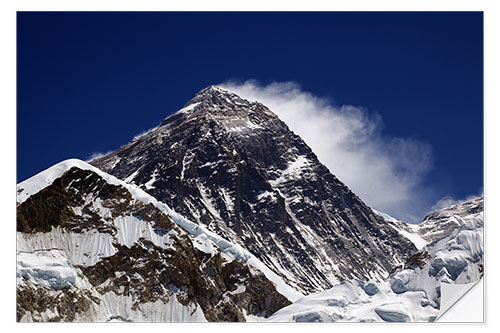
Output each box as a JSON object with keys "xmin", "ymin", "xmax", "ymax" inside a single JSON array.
[{"xmin": 436, "ymin": 278, "xmax": 484, "ymax": 322}]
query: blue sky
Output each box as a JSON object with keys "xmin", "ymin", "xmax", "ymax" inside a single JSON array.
[{"xmin": 17, "ymin": 12, "xmax": 483, "ymax": 221}]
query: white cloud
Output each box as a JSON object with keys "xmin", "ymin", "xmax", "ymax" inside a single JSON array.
[
  {"xmin": 85, "ymin": 151, "xmax": 113, "ymax": 162},
  {"xmin": 220, "ymin": 80, "xmax": 434, "ymax": 223},
  {"xmin": 430, "ymin": 197, "xmax": 463, "ymax": 211},
  {"xmin": 430, "ymin": 190, "xmax": 483, "ymax": 212},
  {"xmin": 131, "ymin": 126, "xmax": 158, "ymax": 141}
]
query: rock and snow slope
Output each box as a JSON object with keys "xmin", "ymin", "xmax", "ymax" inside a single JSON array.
[
  {"xmin": 376, "ymin": 196, "xmax": 483, "ymax": 249},
  {"xmin": 91, "ymin": 86, "xmax": 417, "ymax": 294},
  {"xmin": 267, "ymin": 197, "xmax": 483, "ymax": 322},
  {"xmin": 16, "ymin": 159, "xmax": 293, "ymax": 322}
]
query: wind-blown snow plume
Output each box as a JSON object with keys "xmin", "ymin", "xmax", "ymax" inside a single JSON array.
[
  {"xmin": 86, "ymin": 151, "xmax": 113, "ymax": 162},
  {"xmin": 220, "ymin": 80, "xmax": 433, "ymax": 222},
  {"xmin": 430, "ymin": 191, "xmax": 483, "ymax": 212}
]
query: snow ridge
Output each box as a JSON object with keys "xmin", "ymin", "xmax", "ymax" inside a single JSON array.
[{"xmin": 17, "ymin": 159, "xmax": 300, "ymax": 302}]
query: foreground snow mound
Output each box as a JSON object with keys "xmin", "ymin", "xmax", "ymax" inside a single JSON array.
[
  {"xmin": 17, "ymin": 159, "xmax": 293, "ymax": 322},
  {"xmin": 268, "ymin": 197, "xmax": 483, "ymax": 322},
  {"xmin": 270, "ymin": 278, "xmax": 439, "ymax": 322},
  {"xmin": 267, "ymin": 280, "xmax": 437, "ymax": 322}
]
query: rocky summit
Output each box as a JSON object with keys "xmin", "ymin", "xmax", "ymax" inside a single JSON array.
[{"xmin": 91, "ymin": 86, "xmax": 417, "ymax": 294}]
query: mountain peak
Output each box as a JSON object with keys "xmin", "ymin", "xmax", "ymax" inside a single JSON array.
[
  {"xmin": 199, "ymin": 85, "xmax": 231, "ymax": 95},
  {"xmin": 181, "ymin": 85, "xmax": 255, "ymax": 111},
  {"xmin": 187, "ymin": 85, "xmax": 232, "ymax": 103},
  {"xmin": 157, "ymin": 85, "xmax": 277, "ymax": 131},
  {"xmin": 91, "ymin": 85, "xmax": 418, "ymax": 294}
]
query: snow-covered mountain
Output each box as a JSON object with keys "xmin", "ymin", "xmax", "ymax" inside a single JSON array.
[
  {"xmin": 90, "ymin": 86, "xmax": 417, "ymax": 294},
  {"xmin": 17, "ymin": 85, "xmax": 482, "ymax": 323},
  {"xmin": 377, "ymin": 196, "xmax": 483, "ymax": 249},
  {"xmin": 267, "ymin": 196, "xmax": 483, "ymax": 322},
  {"xmin": 16, "ymin": 159, "xmax": 294, "ymax": 322}
]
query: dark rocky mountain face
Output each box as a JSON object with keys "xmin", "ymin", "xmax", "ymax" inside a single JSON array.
[
  {"xmin": 91, "ymin": 86, "xmax": 417, "ymax": 294},
  {"xmin": 17, "ymin": 166, "xmax": 290, "ymax": 322}
]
